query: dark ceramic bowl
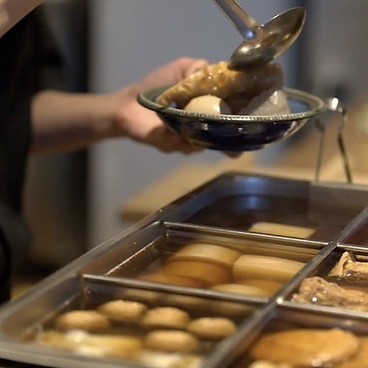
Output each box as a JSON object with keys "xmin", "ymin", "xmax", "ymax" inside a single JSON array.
[{"xmin": 138, "ymin": 86, "xmax": 327, "ymax": 151}]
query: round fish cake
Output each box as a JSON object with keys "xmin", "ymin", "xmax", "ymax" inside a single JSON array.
[
  {"xmin": 338, "ymin": 336, "xmax": 368, "ymax": 367},
  {"xmin": 186, "ymin": 317, "xmax": 236, "ymax": 340},
  {"xmin": 54, "ymin": 310, "xmax": 111, "ymax": 332},
  {"xmin": 141, "ymin": 306, "xmax": 190, "ymax": 329},
  {"xmin": 36, "ymin": 330, "xmax": 142, "ymax": 359},
  {"xmin": 250, "ymin": 328, "xmax": 360, "ymax": 367},
  {"xmin": 97, "ymin": 299, "xmax": 148, "ymax": 322},
  {"xmin": 144, "ymin": 330, "xmax": 199, "ymax": 354}
]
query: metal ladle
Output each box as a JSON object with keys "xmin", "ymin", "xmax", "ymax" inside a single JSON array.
[{"xmin": 213, "ymin": 0, "xmax": 306, "ymax": 70}]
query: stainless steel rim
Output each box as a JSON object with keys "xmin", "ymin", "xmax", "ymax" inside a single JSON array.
[{"xmin": 138, "ymin": 85, "xmax": 328, "ymax": 123}]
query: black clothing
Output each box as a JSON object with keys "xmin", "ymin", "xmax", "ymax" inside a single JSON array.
[{"xmin": 0, "ymin": 10, "xmax": 62, "ymax": 301}]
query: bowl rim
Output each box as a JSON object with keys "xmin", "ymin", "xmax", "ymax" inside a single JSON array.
[{"xmin": 137, "ymin": 85, "xmax": 328, "ymax": 123}]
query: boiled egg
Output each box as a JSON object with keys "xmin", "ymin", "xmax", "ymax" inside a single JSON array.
[{"xmin": 184, "ymin": 95, "xmax": 232, "ymax": 115}]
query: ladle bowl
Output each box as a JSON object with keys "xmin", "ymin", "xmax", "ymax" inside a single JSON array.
[
  {"xmin": 228, "ymin": 7, "xmax": 306, "ymax": 70},
  {"xmin": 138, "ymin": 86, "xmax": 327, "ymax": 152}
]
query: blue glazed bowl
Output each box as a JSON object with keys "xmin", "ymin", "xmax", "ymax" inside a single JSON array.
[{"xmin": 138, "ymin": 86, "xmax": 327, "ymax": 152}]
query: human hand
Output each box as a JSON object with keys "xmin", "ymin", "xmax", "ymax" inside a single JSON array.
[{"xmin": 107, "ymin": 57, "xmax": 208, "ymax": 154}]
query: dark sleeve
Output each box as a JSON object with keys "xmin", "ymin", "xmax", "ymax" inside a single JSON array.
[
  {"xmin": 0, "ymin": 8, "xmax": 64, "ymax": 300},
  {"xmin": 0, "ymin": 232, "xmax": 12, "ymax": 304}
]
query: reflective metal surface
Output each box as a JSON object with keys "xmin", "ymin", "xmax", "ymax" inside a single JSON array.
[
  {"xmin": 0, "ymin": 174, "xmax": 367, "ymax": 367},
  {"xmin": 212, "ymin": 1, "xmax": 306, "ymax": 70},
  {"xmin": 212, "ymin": 0, "xmax": 262, "ymax": 40},
  {"xmin": 138, "ymin": 86, "xmax": 327, "ymax": 151}
]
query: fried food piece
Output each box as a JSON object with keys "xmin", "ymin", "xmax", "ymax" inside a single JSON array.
[
  {"xmin": 54, "ymin": 310, "xmax": 111, "ymax": 332},
  {"xmin": 291, "ymin": 276, "xmax": 368, "ymax": 312},
  {"xmin": 328, "ymin": 251, "xmax": 368, "ymax": 282},
  {"xmin": 143, "ymin": 330, "xmax": 200, "ymax": 353},
  {"xmin": 186, "ymin": 317, "xmax": 236, "ymax": 340},
  {"xmin": 250, "ymin": 328, "xmax": 359, "ymax": 367},
  {"xmin": 141, "ymin": 306, "xmax": 191, "ymax": 329},
  {"xmin": 156, "ymin": 61, "xmax": 283, "ymax": 109},
  {"xmin": 97, "ymin": 299, "xmax": 148, "ymax": 323}
]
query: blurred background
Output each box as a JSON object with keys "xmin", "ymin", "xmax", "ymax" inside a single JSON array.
[{"xmin": 24, "ymin": 0, "xmax": 368, "ymax": 271}]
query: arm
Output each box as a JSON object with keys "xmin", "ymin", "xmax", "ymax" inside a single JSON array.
[
  {"xmin": 31, "ymin": 57, "xmax": 208, "ymax": 155},
  {"xmin": 0, "ymin": 0, "xmax": 44, "ymax": 37},
  {"xmin": 31, "ymin": 90, "xmax": 116, "ymax": 154}
]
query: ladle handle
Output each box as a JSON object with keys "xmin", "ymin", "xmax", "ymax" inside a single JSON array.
[
  {"xmin": 315, "ymin": 97, "xmax": 352, "ymax": 184},
  {"xmin": 212, "ymin": 0, "xmax": 263, "ymax": 39}
]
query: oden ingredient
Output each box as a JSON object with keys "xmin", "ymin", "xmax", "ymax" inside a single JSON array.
[
  {"xmin": 156, "ymin": 61, "xmax": 290, "ymax": 116},
  {"xmin": 250, "ymin": 328, "xmax": 359, "ymax": 367},
  {"xmin": 291, "ymin": 276, "xmax": 368, "ymax": 312},
  {"xmin": 184, "ymin": 95, "xmax": 232, "ymax": 115}
]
